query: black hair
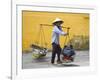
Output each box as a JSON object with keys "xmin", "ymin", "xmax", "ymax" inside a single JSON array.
[{"xmin": 70, "ymin": 45, "xmax": 73, "ymax": 49}]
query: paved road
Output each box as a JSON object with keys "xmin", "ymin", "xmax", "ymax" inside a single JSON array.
[{"xmin": 22, "ymin": 51, "xmax": 89, "ymax": 69}]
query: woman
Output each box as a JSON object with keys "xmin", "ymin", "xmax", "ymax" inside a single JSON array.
[{"xmin": 51, "ymin": 18, "xmax": 67, "ymax": 64}]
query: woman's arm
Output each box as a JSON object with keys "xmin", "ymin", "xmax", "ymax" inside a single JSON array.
[{"xmin": 53, "ymin": 26, "xmax": 67, "ymax": 35}]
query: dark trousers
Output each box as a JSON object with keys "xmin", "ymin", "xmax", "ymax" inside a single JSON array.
[{"xmin": 51, "ymin": 43, "xmax": 62, "ymax": 63}]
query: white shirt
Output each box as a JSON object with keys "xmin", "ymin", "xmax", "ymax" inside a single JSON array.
[{"xmin": 52, "ymin": 26, "xmax": 66, "ymax": 44}]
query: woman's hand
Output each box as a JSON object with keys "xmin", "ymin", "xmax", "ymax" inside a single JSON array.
[{"xmin": 63, "ymin": 32, "xmax": 67, "ymax": 36}]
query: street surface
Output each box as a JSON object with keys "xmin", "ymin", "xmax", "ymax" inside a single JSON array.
[{"xmin": 22, "ymin": 51, "xmax": 89, "ymax": 69}]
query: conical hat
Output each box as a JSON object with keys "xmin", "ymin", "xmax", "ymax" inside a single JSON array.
[{"xmin": 52, "ymin": 18, "xmax": 64, "ymax": 24}]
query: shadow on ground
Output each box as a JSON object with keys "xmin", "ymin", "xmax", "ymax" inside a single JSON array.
[{"xmin": 22, "ymin": 51, "xmax": 89, "ymax": 69}]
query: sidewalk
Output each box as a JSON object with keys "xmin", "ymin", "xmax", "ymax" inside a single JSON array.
[{"xmin": 22, "ymin": 51, "xmax": 89, "ymax": 69}]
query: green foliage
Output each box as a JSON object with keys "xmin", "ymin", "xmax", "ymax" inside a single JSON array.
[{"xmin": 68, "ymin": 35, "xmax": 89, "ymax": 50}]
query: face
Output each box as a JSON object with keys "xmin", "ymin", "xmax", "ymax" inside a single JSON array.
[{"xmin": 55, "ymin": 21, "xmax": 63, "ymax": 26}]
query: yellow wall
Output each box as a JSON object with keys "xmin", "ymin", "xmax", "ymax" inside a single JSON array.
[{"xmin": 22, "ymin": 11, "xmax": 89, "ymax": 51}]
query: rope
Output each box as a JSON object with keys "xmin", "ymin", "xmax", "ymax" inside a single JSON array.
[
  {"xmin": 40, "ymin": 26, "xmax": 44, "ymax": 49},
  {"xmin": 41, "ymin": 27, "xmax": 47, "ymax": 48},
  {"xmin": 35, "ymin": 26, "xmax": 41, "ymax": 45},
  {"xmin": 63, "ymin": 27, "xmax": 71, "ymax": 48},
  {"xmin": 35, "ymin": 25, "xmax": 47, "ymax": 50}
]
